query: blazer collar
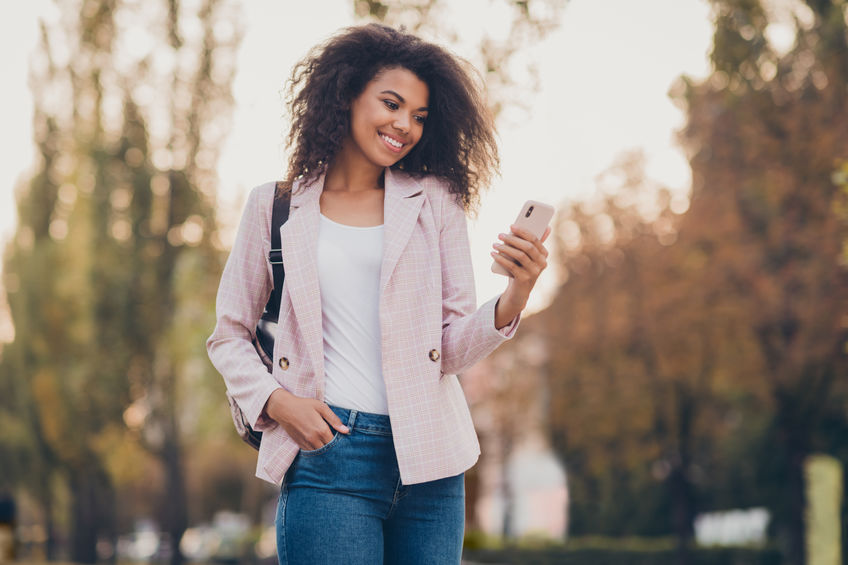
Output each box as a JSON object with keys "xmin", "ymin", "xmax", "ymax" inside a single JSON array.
[
  {"xmin": 380, "ymin": 168, "xmax": 425, "ymax": 292},
  {"xmin": 289, "ymin": 167, "xmax": 426, "ymax": 293},
  {"xmin": 290, "ymin": 173, "xmax": 324, "ymax": 209},
  {"xmin": 384, "ymin": 167, "xmax": 424, "ymax": 199}
]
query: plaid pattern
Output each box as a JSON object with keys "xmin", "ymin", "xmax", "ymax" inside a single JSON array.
[{"xmin": 207, "ymin": 168, "xmax": 519, "ymax": 485}]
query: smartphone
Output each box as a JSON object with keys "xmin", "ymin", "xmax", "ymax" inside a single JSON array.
[{"xmin": 491, "ymin": 200, "xmax": 555, "ymax": 276}]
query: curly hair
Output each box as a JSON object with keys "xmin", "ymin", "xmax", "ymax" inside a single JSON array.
[{"xmin": 281, "ymin": 23, "xmax": 499, "ymax": 213}]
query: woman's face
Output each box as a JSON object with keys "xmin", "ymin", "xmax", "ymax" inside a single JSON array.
[{"xmin": 346, "ymin": 66, "xmax": 429, "ymax": 170}]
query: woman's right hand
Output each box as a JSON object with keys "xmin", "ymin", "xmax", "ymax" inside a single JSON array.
[{"xmin": 264, "ymin": 388, "xmax": 350, "ymax": 450}]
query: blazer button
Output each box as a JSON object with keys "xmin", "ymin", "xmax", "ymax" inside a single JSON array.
[
  {"xmin": 428, "ymin": 349, "xmax": 440, "ymax": 362},
  {"xmin": 278, "ymin": 357, "xmax": 289, "ymax": 370}
]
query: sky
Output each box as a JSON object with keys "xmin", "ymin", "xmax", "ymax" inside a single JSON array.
[{"xmin": 0, "ymin": 0, "xmax": 714, "ymax": 315}]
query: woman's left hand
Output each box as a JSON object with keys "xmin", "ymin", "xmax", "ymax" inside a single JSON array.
[{"xmin": 491, "ymin": 224, "xmax": 551, "ymax": 329}]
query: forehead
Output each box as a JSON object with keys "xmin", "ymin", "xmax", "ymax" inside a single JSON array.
[{"xmin": 367, "ymin": 67, "xmax": 429, "ymax": 105}]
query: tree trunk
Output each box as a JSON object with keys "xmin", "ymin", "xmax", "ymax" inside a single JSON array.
[
  {"xmin": 787, "ymin": 447, "xmax": 807, "ymax": 565},
  {"xmin": 669, "ymin": 464, "xmax": 695, "ymax": 565},
  {"xmin": 774, "ymin": 393, "xmax": 809, "ymax": 565},
  {"xmin": 671, "ymin": 384, "xmax": 696, "ymax": 565},
  {"xmin": 161, "ymin": 433, "xmax": 187, "ymax": 565},
  {"xmin": 68, "ymin": 458, "xmax": 116, "ymax": 565},
  {"xmin": 68, "ymin": 467, "xmax": 99, "ymax": 564},
  {"xmin": 500, "ymin": 433, "xmax": 515, "ymax": 540},
  {"xmin": 35, "ymin": 481, "xmax": 56, "ymax": 561}
]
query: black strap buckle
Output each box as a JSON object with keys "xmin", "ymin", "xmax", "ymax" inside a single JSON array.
[{"xmin": 269, "ymin": 249, "xmax": 283, "ymax": 265}]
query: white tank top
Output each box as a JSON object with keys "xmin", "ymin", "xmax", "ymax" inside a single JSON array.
[{"xmin": 316, "ymin": 213, "xmax": 388, "ymax": 415}]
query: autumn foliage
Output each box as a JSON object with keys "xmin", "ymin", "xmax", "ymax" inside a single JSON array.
[{"xmin": 506, "ymin": 1, "xmax": 848, "ymax": 562}]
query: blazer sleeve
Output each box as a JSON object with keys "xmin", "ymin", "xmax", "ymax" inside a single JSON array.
[
  {"xmin": 206, "ymin": 183, "xmax": 281, "ymax": 431},
  {"xmin": 438, "ymin": 191, "xmax": 520, "ymax": 376}
]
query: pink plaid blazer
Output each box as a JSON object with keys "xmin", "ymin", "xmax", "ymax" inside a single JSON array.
[{"xmin": 207, "ymin": 168, "xmax": 518, "ymax": 485}]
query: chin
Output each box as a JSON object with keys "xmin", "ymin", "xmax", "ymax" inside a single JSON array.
[{"xmin": 374, "ymin": 153, "xmax": 405, "ymax": 169}]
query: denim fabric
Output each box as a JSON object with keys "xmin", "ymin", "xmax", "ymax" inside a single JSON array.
[{"xmin": 275, "ymin": 406, "xmax": 465, "ymax": 565}]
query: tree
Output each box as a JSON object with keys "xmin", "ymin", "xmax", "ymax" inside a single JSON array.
[
  {"xmin": 1, "ymin": 1, "xmax": 242, "ymax": 562},
  {"xmin": 531, "ymin": 2, "xmax": 848, "ymax": 563},
  {"xmin": 678, "ymin": 1, "xmax": 848, "ymax": 562},
  {"xmin": 534, "ymin": 153, "xmax": 754, "ymax": 561}
]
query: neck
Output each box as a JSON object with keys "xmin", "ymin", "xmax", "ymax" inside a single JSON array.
[{"xmin": 324, "ymin": 138, "xmax": 385, "ymax": 192}]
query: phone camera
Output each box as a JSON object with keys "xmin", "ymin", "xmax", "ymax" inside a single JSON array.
[{"xmin": 525, "ymin": 206, "xmax": 534, "ymax": 218}]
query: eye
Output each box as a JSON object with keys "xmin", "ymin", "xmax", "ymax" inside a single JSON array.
[
  {"xmin": 383, "ymin": 99, "xmax": 399, "ymax": 111},
  {"xmin": 414, "ymin": 114, "xmax": 427, "ymax": 124}
]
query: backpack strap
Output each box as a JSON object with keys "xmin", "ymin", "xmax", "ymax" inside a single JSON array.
[{"xmin": 262, "ymin": 182, "xmax": 291, "ymax": 322}]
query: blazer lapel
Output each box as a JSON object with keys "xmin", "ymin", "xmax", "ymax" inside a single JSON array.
[
  {"xmin": 381, "ymin": 168, "xmax": 424, "ymax": 293},
  {"xmin": 280, "ymin": 176, "xmax": 325, "ymax": 378},
  {"xmin": 276, "ymin": 169, "xmax": 424, "ymax": 380}
]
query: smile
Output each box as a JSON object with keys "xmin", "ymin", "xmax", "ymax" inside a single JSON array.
[{"xmin": 380, "ymin": 133, "xmax": 404, "ymax": 152}]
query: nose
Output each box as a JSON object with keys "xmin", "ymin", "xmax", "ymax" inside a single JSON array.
[{"xmin": 393, "ymin": 113, "xmax": 410, "ymax": 134}]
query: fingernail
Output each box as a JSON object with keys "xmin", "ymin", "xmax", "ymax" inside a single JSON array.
[{"xmin": 341, "ymin": 425, "xmax": 350, "ymax": 433}]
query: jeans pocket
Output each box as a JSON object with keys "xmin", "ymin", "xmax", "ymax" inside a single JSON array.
[{"xmin": 299, "ymin": 432, "xmax": 342, "ymax": 457}]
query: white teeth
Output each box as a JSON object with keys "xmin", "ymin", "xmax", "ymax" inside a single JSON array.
[{"xmin": 381, "ymin": 134, "xmax": 402, "ymax": 148}]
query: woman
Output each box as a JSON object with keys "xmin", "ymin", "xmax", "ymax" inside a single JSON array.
[{"xmin": 207, "ymin": 23, "xmax": 549, "ymax": 564}]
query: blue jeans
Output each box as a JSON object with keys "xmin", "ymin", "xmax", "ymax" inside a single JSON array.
[{"xmin": 275, "ymin": 406, "xmax": 465, "ymax": 564}]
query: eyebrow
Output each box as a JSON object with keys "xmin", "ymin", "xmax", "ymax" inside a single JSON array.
[{"xmin": 380, "ymin": 90, "xmax": 429, "ymax": 112}]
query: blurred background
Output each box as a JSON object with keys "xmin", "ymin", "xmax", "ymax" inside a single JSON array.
[{"xmin": 0, "ymin": 1, "xmax": 846, "ymax": 565}]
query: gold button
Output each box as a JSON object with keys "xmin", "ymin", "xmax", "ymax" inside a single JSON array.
[
  {"xmin": 278, "ymin": 356, "xmax": 289, "ymax": 370},
  {"xmin": 428, "ymin": 349, "xmax": 440, "ymax": 362}
]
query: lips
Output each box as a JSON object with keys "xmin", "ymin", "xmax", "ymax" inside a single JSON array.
[{"xmin": 379, "ymin": 132, "xmax": 405, "ymax": 153}]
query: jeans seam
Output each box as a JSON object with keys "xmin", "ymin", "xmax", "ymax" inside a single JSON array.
[
  {"xmin": 277, "ymin": 485, "xmax": 289, "ymax": 564},
  {"xmin": 385, "ymin": 476, "xmax": 405, "ymax": 520}
]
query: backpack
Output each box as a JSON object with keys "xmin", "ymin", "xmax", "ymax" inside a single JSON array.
[{"xmin": 227, "ymin": 182, "xmax": 290, "ymax": 450}]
